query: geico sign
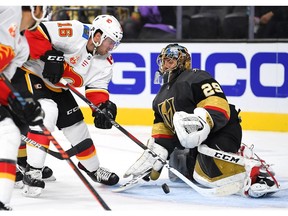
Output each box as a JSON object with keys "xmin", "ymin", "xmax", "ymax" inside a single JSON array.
[{"xmin": 109, "ymin": 52, "xmax": 288, "ymax": 98}]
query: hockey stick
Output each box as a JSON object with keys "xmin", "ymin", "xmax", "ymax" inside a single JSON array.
[
  {"xmin": 39, "ymin": 124, "xmax": 111, "ymax": 210},
  {"xmin": 0, "ymin": 73, "xmax": 111, "ymax": 210},
  {"xmin": 21, "ymin": 134, "xmax": 93, "ymax": 161},
  {"xmin": 198, "ymin": 144, "xmax": 246, "ymax": 166},
  {"xmin": 60, "ymin": 78, "xmax": 242, "ymax": 197},
  {"xmin": 21, "ymin": 134, "xmax": 64, "ymax": 160}
]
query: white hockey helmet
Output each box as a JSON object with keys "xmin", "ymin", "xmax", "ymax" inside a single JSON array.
[
  {"xmin": 22, "ymin": 6, "xmax": 51, "ymax": 30},
  {"xmin": 89, "ymin": 14, "xmax": 123, "ymax": 51}
]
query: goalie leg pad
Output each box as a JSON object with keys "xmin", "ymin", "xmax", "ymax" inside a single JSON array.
[
  {"xmin": 197, "ymin": 143, "xmax": 279, "ymax": 198},
  {"xmin": 124, "ymin": 138, "xmax": 168, "ymax": 179},
  {"xmin": 168, "ymin": 148, "xmax": 190, "ymax": 182},
  {"xmin": 193, "ymin": 152, "xmax": 246, "ymax": 188}
]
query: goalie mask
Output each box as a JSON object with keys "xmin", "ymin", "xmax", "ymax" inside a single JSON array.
[
  {"xmin": 89, "ymin": 14, "xmax": 123, "ymax": 55},
  {"xmin": 155, "ymin": 44, "xmax": 191, "ymax": 84}
]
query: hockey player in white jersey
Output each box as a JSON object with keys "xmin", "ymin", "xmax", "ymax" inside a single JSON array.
[
  {"xmin": 0, "ymin": 6, "xmax": 48, "ymax": 211},
  {"xmin": 11, "ymin": 14, "xmax": 123, "ymax": 197}
]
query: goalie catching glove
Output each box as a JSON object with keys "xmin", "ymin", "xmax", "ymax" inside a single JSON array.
[
  {"xmin": 93, "ymin": 100, "xmax": 117, "ymax": 129},
  {"xmin": 124, "ymin": 137, "xmax": 168, "ymax": 180},
  {"xmin": 40, "ymin": 50, "xmax": 65, "ymax": 84},
  {"xmin": 173, "ymin": 107, "xmax": 214, "ymax": 148}
]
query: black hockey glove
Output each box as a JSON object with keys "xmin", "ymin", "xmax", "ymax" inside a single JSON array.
[
  {"xmin": 8, "ymin": 93, "xmax": 44, "ymax": 126},
  {"xmin": 92, "ymin": 100, "xmax": 117, "ymax": 129},
  {"xmin": 40, "ymin": 50, "xmax": 65, "ymax": 84}
]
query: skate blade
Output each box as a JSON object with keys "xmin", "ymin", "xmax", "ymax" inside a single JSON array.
[
  {"xmin": 14, "ymin": 181, "xmax": 24, "ymax": 189},
  {"xmin": 22, "ymin": 185, "xmax": 42, "ymax": 197},
  {"xmin": 43, "ymin": 175, "xmax": 56, "ymax": 182}
]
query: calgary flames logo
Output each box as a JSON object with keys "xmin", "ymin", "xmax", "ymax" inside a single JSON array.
[
  {"xmin": 70, "ymin": 56, "xmax": 79, "ymax": 65},
  {"xmin": 8, "ymin": 23, "xmax": 17, "ymax": 38}
]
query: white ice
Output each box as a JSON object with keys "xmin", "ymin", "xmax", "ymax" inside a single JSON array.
[{"xmin": 7, "ymin": 125, "xmax": 288, "ymax": 216}]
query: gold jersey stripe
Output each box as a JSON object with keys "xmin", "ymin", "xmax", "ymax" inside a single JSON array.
[
  {"xmin": 152, "ymin": 122, "xmax": 174, "ymax": 136},
  {"xmin": 197, "ymin": 96, "xmax": 230, "ymax": 118}
]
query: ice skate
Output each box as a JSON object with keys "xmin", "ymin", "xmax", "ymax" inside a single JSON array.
[
  {"xmin": 0, "ymin": 202, "xmax": 12, "ymax": 211},
  {"xmin": 14, "ymin": 166, "xmax": 24, "ymax": 189},
  {"xmin": 42, "ymin": 166, "xmax": 56, "ymax": 182},
  {"xmin": 15, "ymin": 165, "xmax": 55, "ymax": 189},
  {"xmin": 248, "ymin": 176, "xmax": 278, "ymax": 198},
  {"xmin": 22, "ymin": 164, "xmax": 45, "ymax": 197},
  {"xmin": 78, "ymin": 162, "xmax": 119, "ymax": 185}
]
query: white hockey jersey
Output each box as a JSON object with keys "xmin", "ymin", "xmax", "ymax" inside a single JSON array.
[
  {"xmin": 0, "ymin": 6, "xmax": 30, "ymax": 80},
  {"xmin": 23, "ymin": 20, "xmax": 114, "ymax": 94}
]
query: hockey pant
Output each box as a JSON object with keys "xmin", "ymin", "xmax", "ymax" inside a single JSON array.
[{"xmin": 11, "ymin": 69, "xmax": 100, "ymax": 171}]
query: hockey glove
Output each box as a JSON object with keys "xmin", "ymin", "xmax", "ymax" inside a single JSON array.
[
  {"xmin": 93, "ymin": 100, "xmax": 117, "ymax": 129},
  {"xmin": 173, "ymin": 108, "xmax": 214, "ymax": 149},
  {"xmin": 40, "ymin": 50, "xmax": 65, "ymax": 84},
  {"xmin": 124, "ymin": 138, "xmax": 168, "ymax": 180},
  {"xmin": 8, "ymin": 93, "xmax": 44, "ymax": 126}
]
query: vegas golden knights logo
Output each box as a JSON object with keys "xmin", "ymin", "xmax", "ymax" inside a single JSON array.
[{"xmin": 157, "ymin": 97, "xmax": 176, "ymax": 131}]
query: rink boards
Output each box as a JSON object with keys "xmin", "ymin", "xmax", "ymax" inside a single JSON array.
[{"xmin": 78, "ymin": 42, "xmax": 288, "ymax": 132}]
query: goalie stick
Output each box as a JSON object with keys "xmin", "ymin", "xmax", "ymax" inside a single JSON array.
[
  {"xmin": 60, "ymin": 78, "xmax": 242, "ymax": 197},
  {"xmin": 112, "ymin": 169, "xmax": 151, "ymax": 193},
  {"xmin": 198, "ymin": 144, "xmax": 246, "ymax": 166},
  {"xmin": 0, "ymin": 73, "xmax": 111, "ymax": 210}
]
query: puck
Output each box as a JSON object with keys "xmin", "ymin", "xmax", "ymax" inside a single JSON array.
[{"xmin": 162, "ymin": 183, "xmax": 170, "ymax": 194}]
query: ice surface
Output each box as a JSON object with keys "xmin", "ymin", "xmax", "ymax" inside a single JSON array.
[{"xmin": 7, "ymin": 126, "xmax": 288, "ymax": 215}]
